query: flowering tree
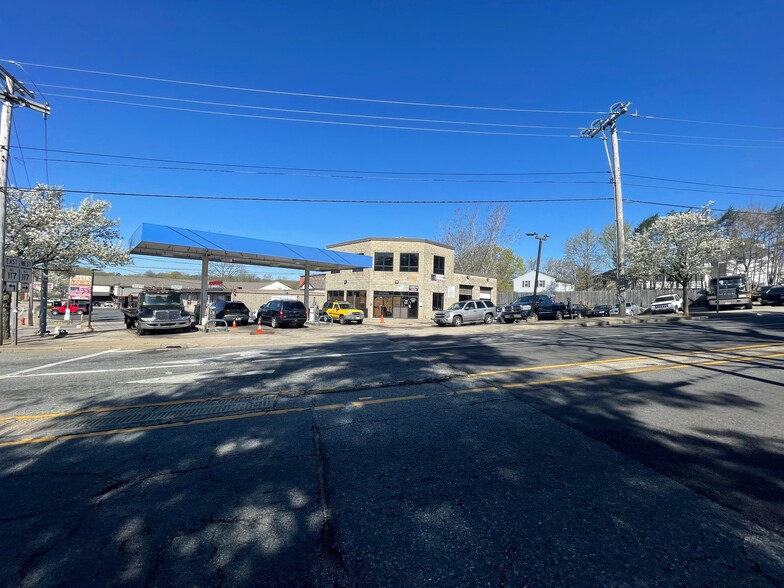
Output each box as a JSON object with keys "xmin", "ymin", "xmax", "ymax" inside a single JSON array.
[
  {"xmin": 3, "ymin": 185, "xmax": 131, "ymax": 336},
  {"xmin": 626, "ymin": 207, "xmax": 728, "ymax": 316}
]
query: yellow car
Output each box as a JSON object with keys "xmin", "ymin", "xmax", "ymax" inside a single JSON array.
[{"xmin": 321, "ymin": 301, "xmax": 365, "ymax": 324}]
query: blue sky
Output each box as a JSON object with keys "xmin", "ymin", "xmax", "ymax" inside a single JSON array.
[{"xmin": 5, "ymin": 2, "xmax": 783, "ymax": 279}]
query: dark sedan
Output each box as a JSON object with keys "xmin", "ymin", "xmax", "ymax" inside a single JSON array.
[
  {"xmin": 585, "ymin": 304, "xmax": 612, "ymax": 317},
  {"xmin": 760, "ymin": 286, "xmax": 784, "ymax": 306}
]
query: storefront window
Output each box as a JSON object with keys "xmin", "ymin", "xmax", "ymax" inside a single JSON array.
[
  {"xmin": 432, "ymin": 292, "xmax": 444, "ymax": 311},
  {"xmin": 372, "ymin": 291, "xmax": 418, "ymax": 319},
  {"xmin": 345, "ymin": 290, "xmax": 367, "ymax": 313}
]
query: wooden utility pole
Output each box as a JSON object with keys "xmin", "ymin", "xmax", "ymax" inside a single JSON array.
[
  {"xmin": 0, "ymin": 65, "xmax": 50, "ymax": 345},
  {"xmin": 581, "ymin": 102, "xmax": 630, "ymax": 316}
]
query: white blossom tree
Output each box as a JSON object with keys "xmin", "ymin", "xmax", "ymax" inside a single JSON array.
[
  {"xmin": 3, "ymin": 185, "xmax": 131, "ymax": 336},
  {"xmin": 626, "ymin": 206, "xmax": 728, "ymax": 316}
]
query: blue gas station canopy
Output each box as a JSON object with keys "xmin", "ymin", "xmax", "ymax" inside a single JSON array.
[{"xmin": 129, "ymin": 223, "xmax": 371, "ymax": 272}]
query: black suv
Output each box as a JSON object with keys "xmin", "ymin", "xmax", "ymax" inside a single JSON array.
[
  {"xmin": 257, "ymin": 300, "xmax": 307, "ymax": 328},
  {"xmin": 212, "ymin": 301, "xmax": 251, "ymax": 325}
]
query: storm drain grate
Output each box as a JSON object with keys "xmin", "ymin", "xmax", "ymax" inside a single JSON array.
[{"xmin": 0, "ymin": 394, "xmax": 277, "ymax": 441}]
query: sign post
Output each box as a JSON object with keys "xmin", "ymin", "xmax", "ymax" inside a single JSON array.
[{"xmin": 3, "ymin": 256, "xmax": 32, "ymax": 346}]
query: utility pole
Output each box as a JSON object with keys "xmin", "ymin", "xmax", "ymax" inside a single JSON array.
[
  {"xmin": 581, "ymin": 101, "xmax": 630, "ymax": 316},
  {"xmin": 526, "ymin": 232, "xmax": 549, "ymax": 317},
  {"xmin": 0, "ymin": 65, "xmax": 50, "ymax": 345}
]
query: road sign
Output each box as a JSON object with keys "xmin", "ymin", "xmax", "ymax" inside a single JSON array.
[
  {"xmin": 4, "ymin": 267, "xmax": 21, "ymax": 282},
  {"xmin": 19, "ymin": 269, "xmax": 33, "ymax": 284},
  {"xmin": 3, "ymin": 282, "xmax": 17, "ymax": 293},
  {"xmin": 5, "ymin": 255, "xmax": 20, "ymax": 268},
  {"xmin": 20, "ymin": 258, "xmax": 32, "ymax": 269}
]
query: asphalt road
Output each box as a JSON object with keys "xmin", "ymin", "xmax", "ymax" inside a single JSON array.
[{"xmin": 0, "ymin": 311, "xmax": 782, "ymax": 585}]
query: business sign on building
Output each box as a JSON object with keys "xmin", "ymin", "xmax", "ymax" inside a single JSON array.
[
  {"xmin": 431, "ymin": 274, "xmax": 447, "ymax": 282},
  {"xmin": 69, "ymin": 274, "xmax": 93, "ymax": 300}
]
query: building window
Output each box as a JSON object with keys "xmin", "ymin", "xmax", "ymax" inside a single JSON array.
[
  {"xmin": 539, "ymin": 280, "xmax": 545, "ymax": 288},
  {"xmin": 327, "ymin": 290, "xmax": 343, "ymax": 301},
  {"xmin": 400, "ymin": 253, "xmax": 419, "ymax": 273},
  {"xmin": 523, "ymin": 280, "xmax": 530, "ymax": 288},
  {"xmin": 374, "ymin": 252, "xmax": 393, "ymax": 272},
  {"xmin": 432, "ymin": 292, "xmax": 444, "ymax": 311},
  {"xmin": 433, "ymin": 255, "xmax": 445, "ymax": 275}
]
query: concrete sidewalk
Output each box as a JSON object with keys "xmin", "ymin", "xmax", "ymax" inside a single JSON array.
[{"xmin": 0, "ymin": 311, "xmax": 713, "ymax": 354}]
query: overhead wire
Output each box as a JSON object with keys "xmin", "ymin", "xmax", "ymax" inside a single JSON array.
[
  {"xmin": 16, "ymin": 146, "xmax": 607, "ymax": 177},
  {"xmin": 43, "ymin": 92, "xmax": 582, "ymax": 138},
  {"xmin": 2, "ymin": 59, "xmax": 604, "ymax": 115},
  {"xmin": 37, "ymin": 84, "xmax": 578, "ymax": 131},
  {"xmin": 630, "ymin": 113, "xmax": 784, "ymax": 132},
  {"xmin": 38, "ymin": 83, "xmax": 784, "ymax": 145},
  {"xmin": 20, "ymin": 156, "xmax": 611, "ymax": 186}
]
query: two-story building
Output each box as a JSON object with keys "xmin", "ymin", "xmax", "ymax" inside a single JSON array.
[{"xmin": 323, "ymin": 237, "xmax": 496, "ymax": 319}]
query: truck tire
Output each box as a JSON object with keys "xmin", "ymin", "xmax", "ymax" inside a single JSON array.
[
  {"xmin": 51, "ymin": 309, "xmax": 60, "ymax": 315},
  {"xmin": 357, "ymin": 320, "xmax": 363, "ymax": 325},
  {"xmin": 528, "ymin": 313, "xmax": 539, "ymax": 323},
  {"xmin": 503, "ymin": 317, "xmax": 515, "ymax": 324},
  {"xmin": 484, "ymin": 313, "xmax": 493, "ymax": 324},
  {"xmin": 339, "ymin": 316, "xmax": 347, "ymax": 325},
  {"xmin": 554, "ymin": 310, "xmax": 563, "ymax": 320},
  {"xmin": 136, "ymin": 323, "xmax": 146, "ymax": 336},
  {"xmin": 76, "ymin": 310, "xmax": 84, "ymax": 315},
  {"xmin": 271, "ymin": 317, "xmax": 280, "ymax": 329},
  {"xmin": 452, "ymin": 315, "xmax": 463, "ymax": 327}
]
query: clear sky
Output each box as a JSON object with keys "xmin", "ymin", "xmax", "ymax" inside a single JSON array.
[{"xmin": 4, "ymin": 2, "xmax": 784, "ymax": 279}]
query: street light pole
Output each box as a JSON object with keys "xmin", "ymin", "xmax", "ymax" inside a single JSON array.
[{"xmin": 526, "ymin": 232, "xmax": 549, "ymax": 314}]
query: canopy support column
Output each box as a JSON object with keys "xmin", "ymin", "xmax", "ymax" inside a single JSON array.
[
  {"xmin": 303, "ymin": 264, "xmax": 310, "ymax": 316},
  {"xmin": 200, "ymin": 255, "xmax": 209, "ymax": 326}
]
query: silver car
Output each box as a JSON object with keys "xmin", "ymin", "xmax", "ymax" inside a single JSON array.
[{"xmin": 433, "ymin": 300, "xmax": 496, "ymax": 327}]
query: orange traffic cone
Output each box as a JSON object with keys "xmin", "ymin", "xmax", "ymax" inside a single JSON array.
[
  {"xmin": 232, "ymin": 319, "xmax": 237, "ymax": 329},
  {"xmin": 256, "ymin": 322, "xmax": 263, "ymax": 335},
  {"xmin": 380, "ymin": 313, "xmax": 385, "ymax": 324}
]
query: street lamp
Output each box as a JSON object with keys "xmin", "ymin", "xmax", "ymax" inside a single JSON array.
[{"xmin": 526, "ymin": 232, "xmax": 549, "ymax": 313}]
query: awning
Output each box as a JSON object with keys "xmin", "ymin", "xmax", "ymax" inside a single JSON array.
[{"xmin": 129, "ymin": 223, "xmax": 371, "ymax": 272}]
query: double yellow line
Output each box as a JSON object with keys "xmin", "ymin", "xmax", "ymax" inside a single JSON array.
[{"xmin": 1, "ymin": 342, "xmax": 781, "ymax": 448}]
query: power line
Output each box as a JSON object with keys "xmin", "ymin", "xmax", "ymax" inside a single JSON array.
[
  {"xmin": 38, "ymin": 84, "xmax": 579, "ymax": 131},
  {"xmin": 3, "ymin": 59, "xmax": 604, "ymax": 115},
  {"xmin": 46, "ymin": 188, "xmax": 617, "ymax": 204},
  {"xmin": 41, "ymin": 84, "xmax": 784, "ymax": 145},
  {"xmin": 17, "ymin": 146, "xmax": 606, "ymax": 177},
  {"xmin": 630, "ymin": 112, "xmax": 784, "ymax": 131},
  {"xmin": 620, "ymin": 129, "xmax": 784, "ymax": 145},
  {"xmin": 623, "ymin": 182, "xmax": 784, "ymax": 199},
  {"xmin": 46, "ymin": 92, "xmax": 582, "ymax": 138},
  {"xmin": 20, "ymin": 156, "xmax": 610, "ymax": 187},
  {"xmin": 625, "ymin": 174, "xmax": 784, "ymax": 194}
]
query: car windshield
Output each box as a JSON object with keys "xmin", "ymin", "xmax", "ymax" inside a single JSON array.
[
  {"xmin": 143, "ymin": 293, "xmax": 182, "ymax": 309},
  {"xmin": 654, "ymin": 296, "xmax": 674, "ymax": 302},
  {"xmin": 446, "ymin": 302, "xmax": 464, "ymax": 311},
  {"xmin": 594, "ymin": 305, "xmax": 609, "ymax": 310},
  {"xmin": 512, "ymin": 296, "xmax": 534, "ymax": 304},
  {"xmin": 337, "ymin": 303, "xmax": 356, "ymax": 310}
]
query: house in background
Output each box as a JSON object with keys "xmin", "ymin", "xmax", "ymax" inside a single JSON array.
[{"xmin": 513, "ymin": 271, "xmax": 574, "ymax": 294}]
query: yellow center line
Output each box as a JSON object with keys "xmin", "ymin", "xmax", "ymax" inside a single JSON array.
[
  {"xmin": 0, "ymin": 352, "xmax": 781, "ymax": 448},
  {"xmin": 1, "ymin": 342, "xmax": 782, "ymax": 430},
  {"xmin": 468, "ymin": 342, "xmax": 784, "ymax": 378}
]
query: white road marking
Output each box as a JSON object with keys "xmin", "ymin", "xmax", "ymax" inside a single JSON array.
[{"xmin": 0, "ymin": 349, "xmax": 122, "ymax": 379}]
